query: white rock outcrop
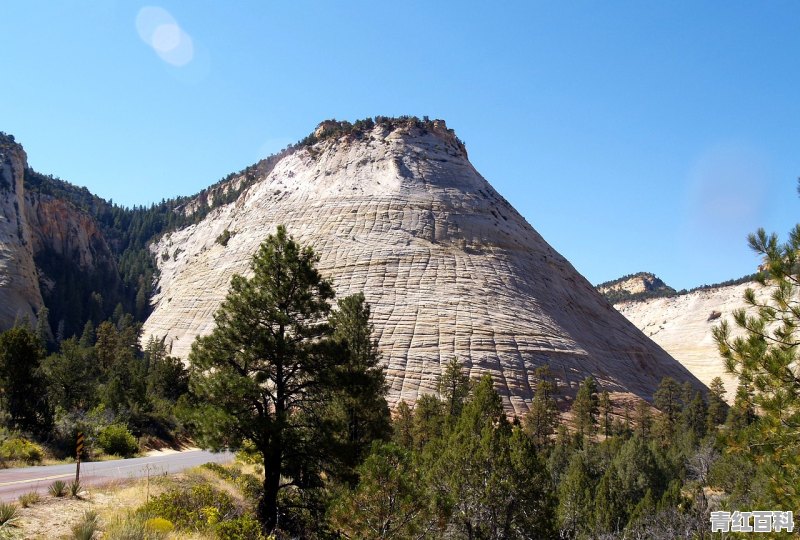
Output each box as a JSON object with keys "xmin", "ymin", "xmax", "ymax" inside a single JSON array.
[
  {"xmin": 0, "ymin": 136, "xmax": 44, "ymax": 329},
  {"xmin": 142, "ymin": 121, "xmax": 703, "ymax": 414},
  {"xmin": 616, "ymin": 281, "xmax": 770, "ymax": 401}
]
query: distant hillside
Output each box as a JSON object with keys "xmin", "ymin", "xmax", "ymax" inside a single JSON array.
[
  {"xmin": 597, "ymin": 271, "xmax": 759, "ymax": 305},
  {"xmin": 596, "ymin": 272, "xmax": 676, "ymax": 304}
]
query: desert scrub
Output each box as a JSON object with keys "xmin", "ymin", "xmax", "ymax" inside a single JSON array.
[
  {"xmin": 49, "ymin": 479, "xmax": 68, "ymax": 497},
  {"xmin": 71, "ymin": 510, "xmax": 99, "ymax": 540},
  {"xmin": 143, "ymin": 517, "xmax": 173, "ymax": 534},
  {"xmin": 97, "ymin": 424, "xmax": 138, "ymax": 458},
  {"xmin": 0, "ymin": 437, "xmax": 44, "ymax": 464},
  {"xmin": 0, "ymin": 503, "xmax": 19, "ymax": 527},
  {"xmin": 105, "ymin": 513, "xmax": 168, "ymax": 540},
  {"xmin": 17, "ymin": 491, "xmax": 40, "ymax": 507},
  {"xmin": 214, "ymin": 513, "xmax": 267, "ymax": 540},
  {"xmin": 201, "ymin": 462, "xmax": 262, "ymax": 502},
  {"xmin": 138, "ymin": 483, "xmax": 237, "ymax": 531},
  {"xmin": 69, "ymin": 479, "xmax": 83, "ymax": 498}
]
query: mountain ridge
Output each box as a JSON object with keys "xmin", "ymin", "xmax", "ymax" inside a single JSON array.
[
  {"xmin": 1, "ymin": 120, "xmax": 706, "ymax": 413},
  {"xmin": 139, "ymin": 118, "xmax": 704, "ymax": 413}
]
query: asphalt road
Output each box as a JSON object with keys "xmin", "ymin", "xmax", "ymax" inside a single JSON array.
[{"xmin": 0, "ymin": 449, "xmax": 234, "ymax": 502}]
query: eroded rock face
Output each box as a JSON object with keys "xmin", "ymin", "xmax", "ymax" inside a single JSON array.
[
  {"xmin": 0, "ymin": 136, "xmax": 43, "ymax": 329},
  {"xmin": 26, "ymin": 193, "xmax": 114, "ymax": 272},
  {"xmin": 142, "ymin": 121, "xmax": 703, "ymax": 413},
  {"xmin": 616, "ymin": 281, "xmax": 769, "ymax": 401},
  {"xmin": 0, "ymin": 134, "xmax": 117, "ymax": 333}
]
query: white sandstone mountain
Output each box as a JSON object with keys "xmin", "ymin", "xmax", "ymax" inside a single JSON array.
[
  {"xmin": 615, "ymin": 280, "xmax": 770, "ymax": 401},
  {"xmin": 141, "ymin": 119, "xmax": 703, "ymax": 414}
]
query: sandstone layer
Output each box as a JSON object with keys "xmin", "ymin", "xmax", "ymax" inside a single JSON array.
[
  {"xmin": 142, "ymin": 120, "xmax": 702, "ymax": 414},
  {"xmin": 0, "ymin": 134, "xmax": 117, "ymax": 332},
  {"xmin": 615, "ymin": 281, "xmax": 770, "ymax": 401},
  {"xmin": 0, "ymin": 135, "xmax": 43, "ymax": 329}
]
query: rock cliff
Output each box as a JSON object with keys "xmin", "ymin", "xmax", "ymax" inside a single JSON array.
[
  {"xmin": 0, "ymin": 134, "xmax": 116, "ymax": 333},
  {"xmin": 142, "ymin": 119, "xmax": 703, "ymax": 413},
  {"xmin": 615, "ymin": 281, "xmax": 769, "ymax": 401},
  {"xmin": 0, "ymin": 135, "xmax": 44, "ymax": 328}
]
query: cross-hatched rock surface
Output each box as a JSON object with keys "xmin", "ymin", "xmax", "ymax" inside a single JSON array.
[
  {"xmin": 142, "ymin": 121, "xmax": 702, "ymax": 414},
  {"xmin": 616, "ymin": 281, "xmax": 771, "ymax": 402}
]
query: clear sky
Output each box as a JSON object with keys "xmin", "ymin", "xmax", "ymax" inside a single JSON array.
[{"xmin": 2, "ymin": 1, "xmax": 798, "ymax": 291}]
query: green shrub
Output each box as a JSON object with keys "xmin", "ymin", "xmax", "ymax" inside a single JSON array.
[
  {"xmin": 0, "ymin": 437, "xmax": 44, "ymax": 464},
  {"xmin": 138, "ymin": 483, "xmax": 237, "ymax": 531},
  {"xmin": 0, "ymin": 503, "xmax": 19, "ymax": 527},
  {"xmin": 49, "ymin": 479, "xmax": 67, "ymax": 497},
  {"xmin": 106, "ymin": 513, "xmax": 167, "ymax": 540},
  {"xmin": 236, "ymin": 474, "xmax": 263, "ymax": 503},
  {"xmin": 143, "ymin": 517, "xmax": 173, "ymax": 533},
  {"xmin": 214, "ymin": 513, "xmax": 266, "ymax": 540},
  {"xmin": 97, "ymin": 424, "xmax": 138, "ymax": 457},
  {"xmin": 69, "ymin": 480, "xmax": 83, "ymax": 498},
  {"xmin": 216, "ymin": 229, "xmax": 233, "ymax": 247},
  {"xmin": 201, "ymin": 462, "xmax": 262, "ymax": 503},
  {"xmin": 71, "ymin": 510, "xmax": 99, "ymax": 540},
  {"xmin": 18, "ymin": 491, "xmax": 40, "ymax": 507}
]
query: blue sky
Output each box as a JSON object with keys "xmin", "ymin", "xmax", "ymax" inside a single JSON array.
[{"xmin": 2, "ymin": 1, "xmax": 798, "ymax": 290}]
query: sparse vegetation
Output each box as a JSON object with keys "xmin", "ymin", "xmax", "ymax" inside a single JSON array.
[
  {"xmin": 215, "ymin": 228, "xmax": 233, "ymax": 246},
  {"xmin": 17, "ymin": 492, "xmax": 40, "ymax": 508},
  {"xmin": 0, "ymin": 503, "xmax": 19, "ymax": 528},
  {"xmin": 71, "ymin": 510, "xmax": 99, "ymax": 540},
  {"xmin": 49, "ymin": 479, "xmax": 68, "ymax": 497},
  {"xmin": 68, "ymin": 479, "xmax": 84, "ymax": 498}
]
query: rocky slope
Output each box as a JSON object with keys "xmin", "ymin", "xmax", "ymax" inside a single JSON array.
[
  {"xmin": 141, "ymin": 118, "xmax": 703, "ymax": 414},
  {"xmin": 615, "ymin": 280, "xmax": 768, "ymax": 400},
  {"xmin": 597, "ymin": 272, "xmax": 676, "ymax": 304},
  {"xmin": 0, "ymin": 135, "xmax": 44, "ymax": 327},
  {"xmin": 0, "ymin": 134, "xmax": 116, "ymax": 333}
]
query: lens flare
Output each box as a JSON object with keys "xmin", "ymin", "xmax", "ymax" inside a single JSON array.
[{"xmin": 136, "ymin": 6, "xmax": 194, "ymax": 67}]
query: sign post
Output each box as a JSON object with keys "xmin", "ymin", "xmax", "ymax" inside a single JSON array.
[{"xmin": 75, "ymin": 431, "xmax": 84, "ymax": 483}]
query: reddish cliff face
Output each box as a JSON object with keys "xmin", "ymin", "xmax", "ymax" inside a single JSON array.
[
  {"xmin": 142, "ymin": 120, "xmax": 704, "ymax": 414},
  {"xmin": 0, "ymin": 134, "xmax": 116, "ymax": 332},
  {"xmin": 26, "ymin": 194, "xmax": 114, "ymax": 272}
]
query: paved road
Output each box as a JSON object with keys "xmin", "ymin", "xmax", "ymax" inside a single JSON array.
[{"xmin": 0, "ymin": 449, "xmax": 234, "ymax": 502}]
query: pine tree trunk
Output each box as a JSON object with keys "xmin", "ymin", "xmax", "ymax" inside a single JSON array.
[{"xmin": 261, "ymin": 444, "xmax": 282, "ymax": 532}]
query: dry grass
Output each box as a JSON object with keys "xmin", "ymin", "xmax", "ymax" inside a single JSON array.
[{"xmin": 9, "ymin": 461, "xmax": 259, "ymax": 539}]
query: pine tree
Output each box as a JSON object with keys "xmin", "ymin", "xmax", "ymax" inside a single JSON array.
[
  {"xmin": 325, "ymin": 293, "xmax": 392, "ymax": 484},
  {"xmin": 329, "ymin": 442, "xmax": 435, "ymax": 539},
  {"xmin": 43, "ymin": 337, "xmax": 98, "ymax": 411},
  {"xmin": 392, "ymin": 400, "xmax": 414, "ymax": 449},
  {"xmin": 437, "ymin": 357, "xmax": 471, "ymax": 418},
  {"xmin": 411, "ymin": 394, "xmax": 445, "ymax": 451},
  {"xmin": 713, "ymin": 225, "xmax": 800, "ymax": 506},
  {"xmin": 705, "ymin": 376, "xmax": 727, "ymax": 431},
  {"xmin": 430, "ymin": 375, "xmax": 556, "ymax": 538},
  {"xmin": 186, "ymin": 226, "xmax": 340, "ymax": 531},
  {"xmin": 557, "ymin": 451, "xmax": 594, "ymax": 537},
  {"xmin": 0, "ymin": 326, "xmax": 52, "ymax": 434},
  {"xmin": 598, "ymin": 390, "xmax": 613, "ymax": 439},
  {"xmin": 653, "ymin": 376, "xmax": 682, "ymax": 442},
  {"xmin": 634, "ymin": 399, "xmax": 652, "ymax": 440},
  {"xmin": 572, "ymin": 376, "xmax": 598, "ymax": 441},
  {"xmin": 682, "ymin": 392, "xmax": 707, "ymax": 440},
  {"xmin": 523, "ymin": 366, "xmax": 559, "ymax": 447}
]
